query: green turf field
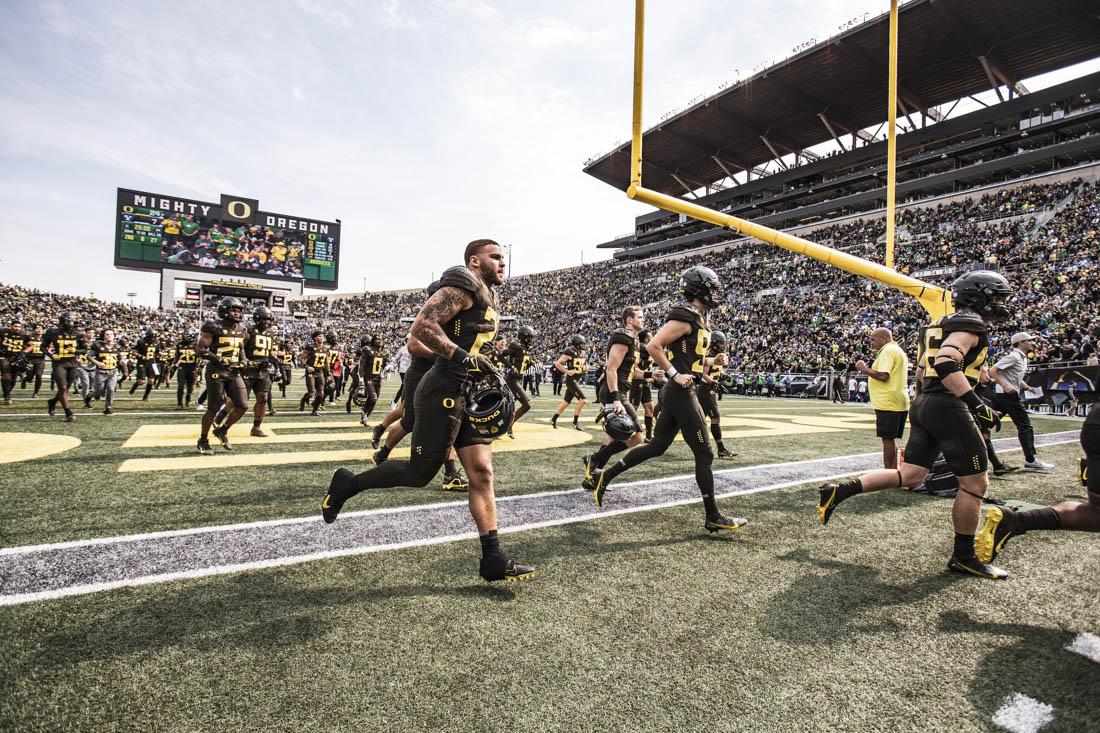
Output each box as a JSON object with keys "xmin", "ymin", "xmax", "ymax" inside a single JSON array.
[{"xmin": 0, "ymin": 375, "xmax": 1096, "ymax": 732}]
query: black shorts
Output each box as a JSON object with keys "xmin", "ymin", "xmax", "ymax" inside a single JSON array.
[
  {"xmin": 304, "ymin": 372, "xmax": 325, "ymax": 396},
  {"xmin": 205, "ymin": 370, "xmax": 248, "ymax": 412},
  {"xmin": 51, "ymin": 363, "xmax": 79, "ymax": 390},
  {"xmin": 696, "ymin": 385, "xmax": 720, "ymax": 420},
  {"xmin": 1081, "ymin": 422, "xmax": 1099, "ymax": 497},
  {"xmin": 281, "ymin": 366, "xmax": 292, "ymax": 383},
  {"xmin": 248, "ymin": 374, "xmax": 272, "ymax": 394},
  {"xmin": 407, "ymin": 366, "xmax": 490, "ymax": 459},
  {"xmin": 629, "ymin": 378, "xmax": 652, "ymax": 405},
  {"xmin": 138, "ymin": 362, "xmax": 157, "ymax": 381},
  {"xmin": 399, "ymin": 359, "xmax": 430, "ymax": 433},
  {"xmin": 563, "ymin": 376, "xmax": 586, "ymax": 403},
  {"xmin": 875, "ymin": 409, "xmax": 908, "ymax": 440},
  {"xmin": 597, "ymin": 384, "xmax": 641, "ymax": 433},
  {"xmin": 903, "ymin": 392, "xmax": 987, "ymax": 477},
  {"xmin": 506, "ymin": 375, "xmax": 531, "ymax": 410}
]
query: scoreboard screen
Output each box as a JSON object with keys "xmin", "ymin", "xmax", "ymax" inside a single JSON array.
[{"xmin": 114, "ymin": 188, "xmax": 340, "ymax": 290}]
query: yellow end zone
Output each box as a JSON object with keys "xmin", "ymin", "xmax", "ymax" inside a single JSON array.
[{"xmin": 0, "ymin": 433, "xmax": 81, "ymax": 464}]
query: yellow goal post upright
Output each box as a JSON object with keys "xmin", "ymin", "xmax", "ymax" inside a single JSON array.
[{"xmin": 624, "ymin": 0, "xmax": 951, "ymax": 319}]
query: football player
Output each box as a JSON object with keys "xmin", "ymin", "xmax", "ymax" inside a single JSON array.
[
  {"xmin": 299, "ymin": 331, "xmax": 328, "ymax": 415},
  {"xmin": 195, "ymin": 297, "xmax": 249, "ymax": 454},
  {"xmin": 321, "ymin": 239, "xmax": 533, "ymax": 582},
  {"xmin": 817, "ymin": 271, "xmax": 1013, "ymax": 580},
  {"xmin": 278, "ymin": 339, "xmax": 293, "ymax": 398},
  {"xmin": 0, "ymin": 318, "xmax": 28, "ymax": 405},
  {"xmin": 176, "ymin": 334, "xmax": 199, "ymax": 408},
  {"xmin": 324, "ymin": 331, "xmax": 340, "ymax": 407},
  {"xmin": 87, "ymin": 328, "xmax": 122, "ymax": 414},
  {"xmin": 42, "ymin": 311, "xmax": 86, "ymax": 422},
  {"xmin": 496, "ymin": 325, "xmax": 536, "ymax": 438},
  {"xmin": 21, "ymin": 324, "xmax": 46, "ymax": 397},
  {"xmin": 696, "ymin": 330, "xmax": 736, "ymax": 459},
  {"xmin": 629, "ymin": 329, "xmax": 657, "ymax": 442},
  {"xmin": 129, "ymin": 329, "xmax": 159, "ymax": 401},
  {"xmin": 582, "ymin": 307, "xmax": 646, "ymax": 482},
  {"xmin": 344, "ymin": 335, "xmax": 369, "ymax": 414},
  {"xmin": 586, "ymin": 267, "xmax": 746, "ymax": 534},
  {"xmin": 76, "ymin": 326, "xmax": 96, "ymax": 408},
  {"xmin": 242, "ymin": 306, "xmax": 277, "ymax": 437},
  {"xmin": 357, "ymin": 335, "xmax": 386, "ymax": 427},
  {"xmin": 551, "ymin": 334, "xmax": 588, "ymax": 430}
]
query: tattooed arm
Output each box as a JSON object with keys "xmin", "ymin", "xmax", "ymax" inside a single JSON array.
[{"xmin": 411, "ymin": 286, "xmax": 473, "ymax": 359}]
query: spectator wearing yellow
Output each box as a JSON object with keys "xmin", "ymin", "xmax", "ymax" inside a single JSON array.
[{"xmin": 856, "ymin": 327, "xmax": 910, "ymax": 469}]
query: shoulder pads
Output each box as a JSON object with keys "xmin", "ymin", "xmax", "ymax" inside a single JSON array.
[
  {"xmin": 940, "ymin": 311, "xmax": 988, "ymax": 336},
  {"xmin": 561, "ymin": 347, "xmax": 576, "ymax": 358},
  {"xmin": 439, "ymin": 265, "xmax": 482, "ymax": 294},
  {"xmin": 666, "ymin": 304, "xmax": 700, "ymax": 325},
  {"xmin": 200, "ymin": 321, "xmax": 221, "ymax": 336},
  {"xmin": 608, "ymin": 328, "xmax": 635, "ymax": 348}
]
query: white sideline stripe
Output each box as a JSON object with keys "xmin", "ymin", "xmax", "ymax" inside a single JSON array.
[
  {"xmin": 0, "ymin": 449, "xmax": 886, "ymax": 556},
  {"xmin": 992, "ymin": 693, "xmax": 1054, "ymax": 733},
  {"xmin": 0, "ymin": 433, "xmax": 1079, "ymax": 557},
  {"xmin": 1066, "ymin": 633, "xmax": 1100, "ymax": 664},
  {"xmin": 0, "ymin": 469, "xmax": 867, "ymax": 607}
]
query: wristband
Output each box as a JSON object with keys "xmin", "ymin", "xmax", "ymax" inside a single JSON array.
[
  {"xmin": 959, "ymin": 389, "xmax": 983, "ymax": 411},
  {"xmin": 450, "ymin": 348, "xmax": 469, "ymax": 365},
  {"xmin": 667, "ymin": 366, "xmax": 679, "ymax": 378}
]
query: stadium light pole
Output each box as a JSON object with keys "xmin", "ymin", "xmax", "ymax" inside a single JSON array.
[
  {"xmin": 127, "ymin": 292, "xmax": 137, "ymax": 307},
  {"xmin": 623, "ymin": 0, "xmax": 950, "ymax": 318},
  {"xmin": 884, "ymin": 0, "xmax": 899, "ymax": 270}
]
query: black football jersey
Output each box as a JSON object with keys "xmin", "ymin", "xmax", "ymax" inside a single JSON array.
[
  {"xmin": 87, "ymin": 341, "xmax": 121, "ymax": 370},
  {"xmin": 664, "ymin": 305, "xmax": 710, "ymax": 377},
  {"xmin": 303, "ymin": 345, "xmax": 328, "ymax": 371},
  {"xmin": 245, "ymin": 326, "xmax": 276, "ymax": 363},
  {"xmin": 606, "ymin": 328, "xmax": 638, "ymax": 391},
  {"xmin": 0, "ymin": 328, "xmax": 25, "ymax": 357},
  {"xmin": 434, "ymin": 265, "xmax": 498, "ymax": 381},
  {"xmin": 502, "ymin": 341, "xmax": 527, "ymax": 375},
  {"xmin": 560, "ymin": 347, "xmax": 586, "ymax": 378},
  {"xmin": 200, "ymin": 321, "xmax": 247, "ymax": 367},
  {"xmin": 360, "ymin": 347, "xmax": 386, "ymax": 378},
  {"xmin": 918, "ymin": 312, "xmax": 989, "ymax": 393},
  {"xmin": 42, "ymin": 327, "xmax": 85, "ymax": 365},
  {"xmin": 134, "ymin": 339, "xmax": 157, "ymax": 363}
]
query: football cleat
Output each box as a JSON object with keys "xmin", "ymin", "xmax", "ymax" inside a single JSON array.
[
  {"xmin": 818, "ymin": 479, "xmax": 858, "ymax": 526},
  {"xmin": 992, "ymin": 465, "xmax": 1020, "ymax": 477},
  {"xmin": 705, "ymin": 514, "xmax": 748, "ymax": 533},
  {"xmin": 321, "ymin": 468, "xmax": 354, "ymax": 524},
  {"xmin": 359, "ymin": 413, "xmax": 370, "ymax": 428},
  {"xmin": 250, "ymin": 427, "xmax": 267, "ymax": 438},
  {"xmin": 372, "ymin": 424, "xmax": 385, "ymax": 449},
  {"xmin": 975, "ymin": 505, "xmax": 1020, "ymax": 564},
  {"xmin": 197, "ymin": 438, "xmax": 214, "ymax": 456},
  {"xmin": 441, "ymin": 471, "xmax": 469, "ymax": 492},
  {"xmin": 573, "ymin": 422, "xmax": 584, "ymax": 431},
  {"xmin": 947, "ymin": 554, "xmax": 1008, "ymax": 580},
  {"xmin": 372, "ymin": 450, "xmax": 387, "ymax": 466},
  {"xmin": 104, "ymin": 407, "xmax": 113, "ymax": 415},
  {"xmin": 550, "ymin": 414, "xmax": 559, "ymax": 429},
  {"xmin": 212, "ymin": 426, "xmax": 232, "ymax": 450},
  {"xmin": 64, "ymin": 412, "xmax": 75, "ymax": 423},
  {"xmin": 580, "ymin": 453, "xmax": 594, "ymax": 482},
  {"xmin": 83, "ymin": 396, "xmax": 92, "ymax": 409},
  {"xmin": 585, "ymin": 469, "xmax": 608, "ymax": 508},
  {"xmin": 479, "ymin": 554, "xmax": 536, "ymax": 583},
  {"xmin": 345, "ymin": 402, "xmax": 351, "ymax": 414},
  {"xmin": 716, "ymin": 448, "xmax": 737, "ymax": 459},
  {"xmin": 47, "ymin": 398, "xmax": 57, "ymax": 416}
]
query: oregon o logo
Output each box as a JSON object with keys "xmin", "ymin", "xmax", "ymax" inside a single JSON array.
[
  {"xmin": 443, "ymin": 397, "xmax": 456, "ymax": 408},
  {"xmin": 226, "ymin": 200, "xmax": 252, "ymax": 219},
  {"xmin": 123, "ymin": 205, "xmax": 133, "ymax": 213},
  {"xmin": 309, "ymin": 233, "xmax": 316, "ymax": 240}
]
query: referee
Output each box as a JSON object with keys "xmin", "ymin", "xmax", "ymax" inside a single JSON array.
[
  {"xmin": 989, "ymin": 332, "xmax": 1053, "ymax": 471},
  {"xmin": 855, "ymin": 327, "xmax": 909, "ymax": 469}
]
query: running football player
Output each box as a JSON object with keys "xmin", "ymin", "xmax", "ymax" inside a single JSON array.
[
  {"xmin": 551, "ymin": 335, "xmax": 588, "ymax": 430},
  {"xmin": 696, "ymin": 330, "xmax": 736, "ymax": 459},
  {"xmin": 817, "ymin": 271, "xmax": 1013, "ymax": 579},
  {"xmin": 629, "ymin": 329, "xmax": 656, "ymax": 442},
  {"xmin": 299, "ymin": 331, "xmax": 328, "ymax": 416},
  {"xmin": 497, "ymin": 325, "xmax": 536, "ymax": 438},
  {"xmin": 176, "ymin": 334, "xmax": 199, "ymax": 408},
  {"xmin": 242, "ymin": 305, "xmax": 277, "ymax": 437},
  {"xmin": 195, "ymin": 297, "xmax": 249, "ymax": 454},
  {"xmin": 129, "ymin": 329, "xmax": 158, "ymax": 401},
  {"xmin": 43, "ymin": 311, "xmax": 86, "ymax": 422},
  {"xmin": 586, "ymin": 267, "xmax": 747, "ymax": 533},
  {"xmin": 0, "ymin": 318, "xmax": 28, "ymax": 406},
  {"xmin": 321, "ymin": 240, "xmax": 533, "ymax": 581}
]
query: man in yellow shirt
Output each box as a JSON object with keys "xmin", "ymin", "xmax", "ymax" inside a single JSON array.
[{"xmin": 855, "ymin": 327, "xmax": 909, "ymax": 469}]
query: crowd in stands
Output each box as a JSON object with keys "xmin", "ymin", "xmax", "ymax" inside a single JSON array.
[{"xmin": 2, "ymin": 177, "xmax": 1096, "ymax": 386}]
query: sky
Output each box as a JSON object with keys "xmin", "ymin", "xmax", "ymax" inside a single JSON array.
[{"xmin": 0, "ymin": 0, "xmax": 1094, "ymax": 306}]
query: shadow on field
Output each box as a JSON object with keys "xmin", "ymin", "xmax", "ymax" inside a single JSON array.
[
  {"xmin": 938, "ymin": 610, "xmax": 1100, "ymax": 730},
  {"xmin": 758, "ymin": 549, "xmax": 957, "ymax": 644},
  {"xmin": 22, "ymin": 572, "xmax": 516, "ymax": 673}
]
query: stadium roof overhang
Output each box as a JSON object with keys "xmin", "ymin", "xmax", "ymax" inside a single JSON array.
[{"xmin": 581, "ymin": 0, "xmax": 1100, "ymax": 197}]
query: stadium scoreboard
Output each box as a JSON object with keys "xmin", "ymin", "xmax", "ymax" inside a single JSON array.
[{"xmin": 114, "ymin": 188, "xmax": 341, "ymax": 291}]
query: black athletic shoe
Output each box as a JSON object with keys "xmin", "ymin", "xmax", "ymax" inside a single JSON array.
[
  {"xmin": 441, "ymin": 471, "xmax": 469, "ymax": 492},
  {"xmin": 371, "ymin": 424, "xmax": 385, "ymax": 449},
  {"xmin": 104, "ymin": 407, "xmax": 113, "ymax": 415},
  {"xmin": 47, "ymin": 398, "xmax": 57, "ymax": 416},
  {"xmin": 197, "ymin": 438, "xmax": 214, "ymax": 456},
  {"xmin": 345, "ymin": 402, "xmax": 351, "ymax": 414},
  {"xmin": 717, "ymin": 447, "xmax": 737, "ymax": 459},
  {"xmin": 64, "ymin": 411, "xmax": 75, "ymax": 423},
  {"xmin": 975, "ymin": 505, "xmax": 1020, "ymax": 564},
  {"xmin": 573, "ymin": 422, "xmax": 584, "ymax": 431},
  {"xmin": 83, "ymin": 396, "xmax": 92, "ymax": 409},
  {"xmin": 550, "ymin": 414, "xmax": 558, "ymax": 429},
  {"xmin": 212, "ymin": 426, "xmax": 232, "ymax": 450},
  {"xmin": 585, "ymin": 469, "xmax": 608, "ymax": 508},
  {"xmin": 992, "ymin": 465, "xmax": 1020, "ymax": 477},
  {"xmin": 250, "ymin": 427, "xmax": 267, "ymax": 437},
  {"xmin": 705, "ymin": 514, "xmax": 748, "ymax": 533},
  {"xmin": 947, "ymin": 554, "xmax": 1008, "ymax": 580},
  {"xmin": 321, "ymin": 468, "xmax": 354, "ymax": 524},
  {"xmin": 580, "ymin": 454, "xmax": 594, "ymax": 482},
  {"xmin": 818, "ymin": 479, "xmax": 858, "ymax": 526},
  {"xmin": 372, "ymin": 449, "xmax": 387, "ymax": 466},
  {"xmin": 479, "ymin": 554, "xmax": 535, "ymax": 582}
]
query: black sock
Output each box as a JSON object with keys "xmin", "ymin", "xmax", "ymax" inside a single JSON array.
[
  {"xmin": 479, "ymin": 530, "xmax": 501, "ymax": 557},
  {"xmin": 644, "ymin": 415, "xmax": 653, "ymax": 438},
  {"xmin": 1018, "ymin": 507, "xmax": 1060, "ymax": 532},
  {"xmin": 444, "ymin": 458, "xmax": 458, "ymax": 475},
  {"xmin": 702, "ymin": 491, "xmax": 719, "ymax": 518},
  {"xmin": 130, "ymin": 382, "xmax": 138, "ymax": 394},
  {"xmin": 592, "ymin": 440, "xmax": 627, "ymax": 469},
  {"xmin": 253, "ymin": 418, "xmax": 261, "ymax": 428},
  {"xmin": 143, "ymin": 384, "xmax": 152, "ymax": 400},
  {"xmin": 573, "ymin": 415, "xmax": 579, "ymax": 425},
  {"xmin": 376, "ymin": 444, "xmax": 392, "ymax": 461},
  {"xmin": 953, "ymin": 532, "xmax": 976, "ymax": 559}
]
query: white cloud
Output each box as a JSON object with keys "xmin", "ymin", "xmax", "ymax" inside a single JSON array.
[
  {"xmin": 379, "ymin": 0, "xmax": 419, "ymax": 29},
  {"xmin": 523, "ymin": 17, "xmax": 612, "ymax": 49},
  {"xmin": 293, "ymin": 0, "xmax": 352, "ymax": 28}
]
